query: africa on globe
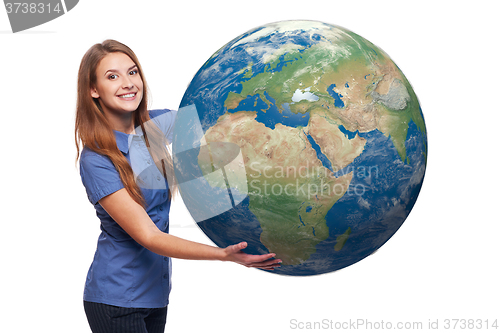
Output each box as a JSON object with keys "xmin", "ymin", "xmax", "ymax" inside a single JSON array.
[{"xmin": 172, "ymin": 20, "xmax": 427, "ymax": 276}]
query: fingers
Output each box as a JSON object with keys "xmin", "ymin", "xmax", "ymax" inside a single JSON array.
[
  {"xmin": 227, "ymin": 242, "xmax": 248, "ymax": 254},
  {"xmin": 247, "ymin": 258, "xmax": 282, "ymax": 270},
  {"xmin": 235, "ymin": 241, "xmax": 248, "ymax": 251},
  {"xmin": 248, "ymin": 252, "xmax": 276, "ymax": 262},
  {"xmin": 242, "ymin": 255, "xmax": 282, "ymax": 269},
  {"xmin": 226, "ymin": 242, "xmax": 282, "ymax": 270}
]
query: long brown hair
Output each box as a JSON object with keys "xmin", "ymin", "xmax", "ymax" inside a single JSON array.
[{"xmin": 75, "ymin": 39, "xmax": 176, "ymax": 207}]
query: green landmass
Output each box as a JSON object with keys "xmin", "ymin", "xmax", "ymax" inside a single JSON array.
[
  {"xmin": 334, "ymin": 227, "xmax": 352, "ymax": 251},
  {"xmin": 247, "ymin": 173, "xmax": 347, "ymax": 265},
  {"xmin": 223, "ymin": 28, "xmax": 427, "ymax": 164}
]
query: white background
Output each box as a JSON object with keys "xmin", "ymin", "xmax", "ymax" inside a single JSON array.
[{"xmin": 1, "ymin": 1, "xmax": 498, "ymax": 332}]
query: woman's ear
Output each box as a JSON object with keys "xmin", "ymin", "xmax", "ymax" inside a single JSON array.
[{"xmin": 90, "ymin": 87, "xmax": 99, "ymax": 99}]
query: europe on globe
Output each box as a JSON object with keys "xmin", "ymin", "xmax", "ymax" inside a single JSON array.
[{"xmin": 172, "ymin": 20, "xmax": 427, "ymax": 276}]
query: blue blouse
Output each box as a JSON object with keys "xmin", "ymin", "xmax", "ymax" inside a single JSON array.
[{"xmin": 80, "ymin": 109, "xmax": 177, "ymax": 308}]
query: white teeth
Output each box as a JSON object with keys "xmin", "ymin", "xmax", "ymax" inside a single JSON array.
[{"xmin": 119, "ymin": 93, "xmax": 135, "ymax": 98}]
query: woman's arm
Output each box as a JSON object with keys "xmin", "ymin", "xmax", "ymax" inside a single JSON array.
[{"xmin": 99, "ymin": 188, "xmax": 281, "ymax": 270}]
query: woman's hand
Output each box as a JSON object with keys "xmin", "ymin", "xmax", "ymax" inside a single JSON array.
[
  {"xmin": 223, "ymin": 242, "xmax": 282, "ymax": 270},
  {"xmin": 99, "ymin": 188, "xmax": 282, "ymax": 269}
]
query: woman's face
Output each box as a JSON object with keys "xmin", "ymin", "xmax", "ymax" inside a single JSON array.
[{"xmin": 91, "ymin": 52, "xmax": 144, "ymax": 116}]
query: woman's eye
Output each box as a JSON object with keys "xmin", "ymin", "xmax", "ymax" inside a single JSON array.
[
  {"xmin": 108, "ymin": 74, "xmax": 117, "ymax": 80},
  {"xmin": 129, "ymin": 69, "xmax": 138, "ymax": 75}
]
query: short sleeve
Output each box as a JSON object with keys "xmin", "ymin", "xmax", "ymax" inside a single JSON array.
[
  {"xmin": 149, "ymin": 109, "xmax": 178, "ymax": 144},
  {"xmin": 80, "ymin": 149, "xmax": 125, "ymax": 205}
]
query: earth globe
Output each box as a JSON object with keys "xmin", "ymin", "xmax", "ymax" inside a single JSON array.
[{"xmin": 171, "ymin": 20, "xmax": 427, "ymax": 276}]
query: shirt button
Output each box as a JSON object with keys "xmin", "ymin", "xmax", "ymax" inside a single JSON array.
[
  {"xmin": 157, "ymin": 176, "xmax": 161, "ymax": 181},
  {"xmin": 159, "ymin": 206, "xmax": 163, "ymax": 211},
  {"xmin": 163, "ymin": 193, "xmax": 167, "ymax": 198},
  {"xmin": 164, "ymin": 257, "xmax": 169, "ymax": 261},
  {"xmin": 163, "ymin": 274, "xmax": 168, "ymax": 279},
  {"xmin": 147, "ymin": 160, "xmax": 151, "ymax": 165}
]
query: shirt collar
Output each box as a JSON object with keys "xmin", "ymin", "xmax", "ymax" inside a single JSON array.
[
  {"xmin": 114, "ymin": 127, "xmax": 145, "ymax": 154},
  {"xmin": 114, "ymin": 130, "xmax": 132, "ymax": 154}
]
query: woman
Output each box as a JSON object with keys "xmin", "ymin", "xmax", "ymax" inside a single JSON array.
[{"xmin": 75, "ymin": 39, "xmax": 281, "ymax": 333}]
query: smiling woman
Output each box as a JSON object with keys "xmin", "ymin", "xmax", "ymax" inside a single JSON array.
[
  {"xmin": 74, "ymin": 40, "xmax": 282, "ymax": 333},
  {"xmin": 75, "ymin": 40, "xmax": 154, "ymax": 207},
  {"xmin": 90, "ymin": 52, "xmax": 144, "ymax": 133}
]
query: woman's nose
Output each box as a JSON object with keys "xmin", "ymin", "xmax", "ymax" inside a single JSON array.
[{"xmin": 122, "ymin": 76, "xmax": 134, "ymax": 89}]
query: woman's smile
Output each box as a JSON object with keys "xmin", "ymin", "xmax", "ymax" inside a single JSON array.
[{"xmin": 117, "ymin": 92, "xmax": 137, "ymax": 99}]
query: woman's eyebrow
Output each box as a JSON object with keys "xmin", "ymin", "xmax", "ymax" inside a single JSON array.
[{"xmin": 104, "ymin": 65, "xmax": 138, "ymax": 76}]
